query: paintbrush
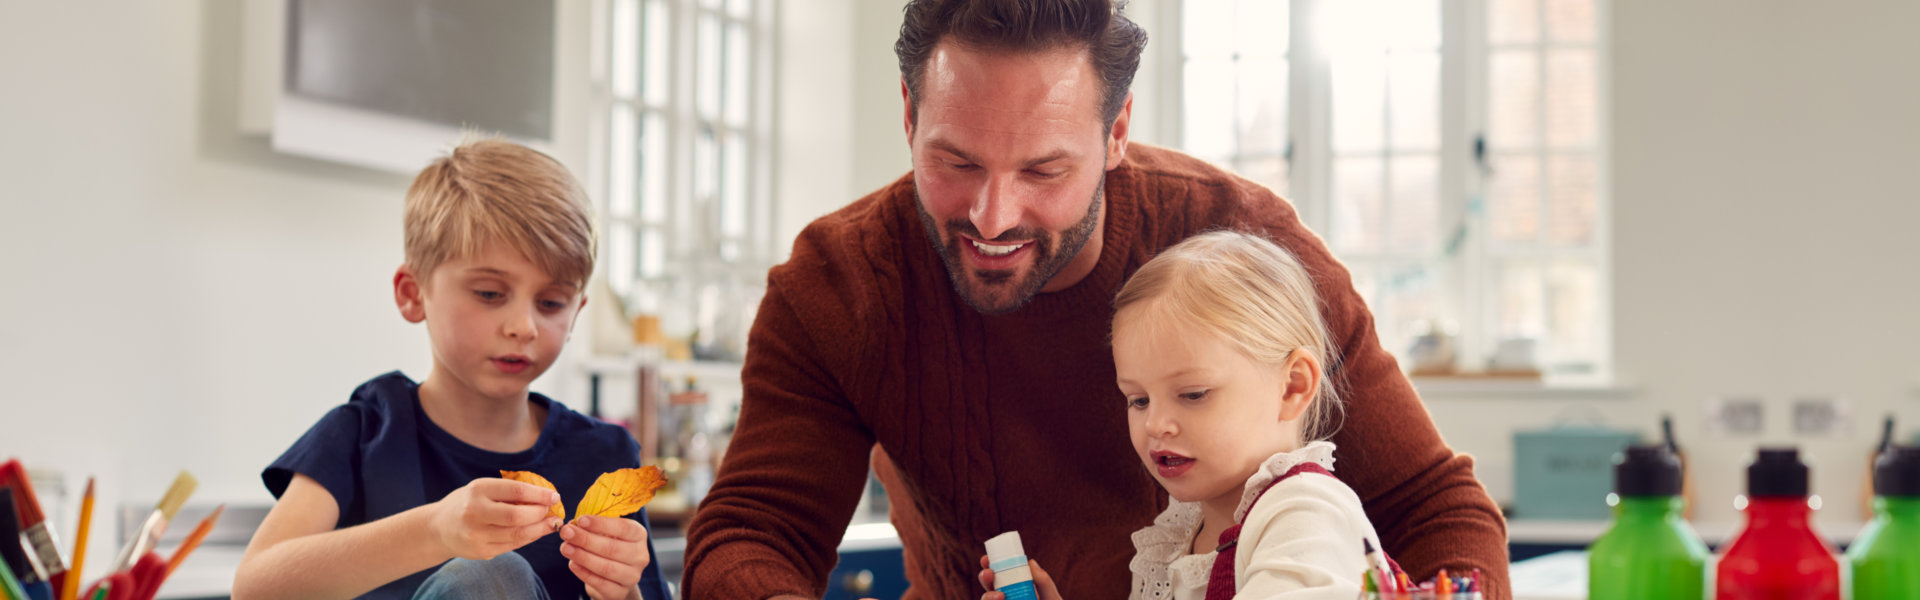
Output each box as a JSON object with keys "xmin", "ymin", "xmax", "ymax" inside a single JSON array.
[
  {"xmin": 162, "ymin": 505, "xmax": 221, "ymax": 578},
  {"xmin": 107, "ymin": 472, "xmax": 195, "ymax": 574},
  {"xmin": 0, "ymin": 461, "xmax": 67, "ymax": 593}
]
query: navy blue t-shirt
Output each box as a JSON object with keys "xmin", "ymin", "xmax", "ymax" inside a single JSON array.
[{"xmin": 264, "ymin": 371, "xmax": 673, "ymax": 600}]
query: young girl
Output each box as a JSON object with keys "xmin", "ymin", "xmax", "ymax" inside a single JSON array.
[
  {"xmin": 978, "ymin": 230, "xmax": 1390, "ymax": 600},
  {"xmin": 1116, "ymin": 230, "xmax": 1391, "ymax": 599},
  {"xmin": 1119, "ymin": 229, "xmax": 1390, "ymax": 599}
]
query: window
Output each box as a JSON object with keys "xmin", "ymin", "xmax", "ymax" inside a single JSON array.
[
  {"xmin": 591, "ymin": 0, "xmax": 775, "ymax": 341},
  {"xmin": 1172, "ymin": 0, "xmax": 1608, "ymax": 381}
]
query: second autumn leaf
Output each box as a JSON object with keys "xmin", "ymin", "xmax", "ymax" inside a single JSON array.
[{"xmin": 500, "ymin": 466, "xmax": 668, "ymax": 523}]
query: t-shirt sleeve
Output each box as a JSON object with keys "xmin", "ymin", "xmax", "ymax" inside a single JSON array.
[{"xmin": 262, "ymin": 405, "xmax": 362, "ymax": 517}]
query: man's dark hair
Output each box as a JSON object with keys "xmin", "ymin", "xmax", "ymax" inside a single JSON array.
[{"xmin": 896, "ymin": 0, "xmax": 1149, "ymax": 129}]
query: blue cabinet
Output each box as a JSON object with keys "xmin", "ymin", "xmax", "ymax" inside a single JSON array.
[{"xmin": 823, "ymin": 546, "xmax": 909, "ymax": 600}]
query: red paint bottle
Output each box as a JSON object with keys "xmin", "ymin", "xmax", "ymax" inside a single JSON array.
[{"xmin": 1715, "ymin": 447, "xmax": 1840, "ymax": 600}]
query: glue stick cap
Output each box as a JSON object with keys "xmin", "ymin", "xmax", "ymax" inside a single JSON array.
[{"xmin": 985, "ymin": 531, "xmax": 1027, "ymax": 565}]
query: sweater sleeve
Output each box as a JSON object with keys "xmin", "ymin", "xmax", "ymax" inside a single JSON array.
[
  {"xmin": 1234, "ymin": 475, "xmax": 1376, "ymax": 600},
  {"xmin": 1232, "ymin": 181, "xmax": 1512, "ymax": 598},
  {"xmin": 681, "ymin": 282, "xmax": 877, "ymax": 599}
]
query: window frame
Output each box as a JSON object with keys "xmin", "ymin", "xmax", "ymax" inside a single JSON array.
[
  {"xmin": 1162, "ymin": 0, "xmax": 1613, "ymax": 383},
  {"xmin": 588, "ymin": 0, "xmax": 779, "ymax": 317}
]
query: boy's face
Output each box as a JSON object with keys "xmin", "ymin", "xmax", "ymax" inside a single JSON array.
[
  {"xmin": 398, "ymin": 241, "xmax": 586, "ymax": 402},
  {"xmin": 1113, "ymin": 310, "xmax": 1302, "ymax": 510}
]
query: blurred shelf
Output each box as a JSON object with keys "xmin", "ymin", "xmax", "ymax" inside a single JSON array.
[
  {"xmin": 1413, "ymin": 377, "xmax": 1634, "ymax": 401},
  {"xmin": 580, "ymin": 355, "xmax": 744, "ymax": 383}
]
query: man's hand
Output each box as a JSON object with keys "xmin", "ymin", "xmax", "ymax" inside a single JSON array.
[
  {"xmin": 976, "ymin": 555, "xmax": 1064, "ymax": 600},
  {"xmin": 560, "ymin": 515, "xmax": 653, "ymax": 600},
  {"xmin": 428, "ymin": 478, "xmax": 563, "ymax": 560}
]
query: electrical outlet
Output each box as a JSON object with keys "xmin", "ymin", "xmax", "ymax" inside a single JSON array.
[
  {"xmin": 1706, "ymin": 396, "xmax": 1765, "ymax": 436},
  {"xmin": 1791, "ymin": 396, "xmax": 1851, "ymax": 436}
]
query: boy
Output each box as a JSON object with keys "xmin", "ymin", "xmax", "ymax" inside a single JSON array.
[{"xmin": 235, "ymin": 137, "xmax": 671, "ymax": 600}]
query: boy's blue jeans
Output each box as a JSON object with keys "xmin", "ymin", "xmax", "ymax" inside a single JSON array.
[{"xmin": 413, "ymin": 552, "xmax": 552, "ymax": 600}]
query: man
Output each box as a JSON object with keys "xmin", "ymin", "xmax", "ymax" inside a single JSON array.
[{"xmin": 683, "ymin": 1, "xmax": 1509, "ymax": 598}]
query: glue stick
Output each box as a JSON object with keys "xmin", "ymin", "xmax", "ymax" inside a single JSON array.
[{"xmin": 985, "ymin": 531, "xmax": 1038, "ymax": 600}]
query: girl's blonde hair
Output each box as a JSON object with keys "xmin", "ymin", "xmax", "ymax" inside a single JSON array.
[
  {"xmin": 403, "ymin": 134, "xmax": 596, "ymax": 288},
  {"xmin": 1112, "ymin": 230, "xmax": 1343, "ymax": 442}
]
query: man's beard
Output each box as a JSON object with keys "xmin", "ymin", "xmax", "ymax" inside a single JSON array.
[{"xmin": 916, "ymin": 178, "xmax": 1104, "ymax": 315}]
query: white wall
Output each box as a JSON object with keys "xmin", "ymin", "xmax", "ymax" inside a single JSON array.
[
  {"xmin": 0, "ymin": 0, "xmax": 595, "ymax": 573},
  {"xmin": 1428, "ymin": 0, "xmax": 1920, "ymax": 531}
]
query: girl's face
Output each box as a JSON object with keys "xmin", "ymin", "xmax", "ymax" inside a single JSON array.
[{"xmin": 1114, "ymin": 310, "xmax": 1308, "ymax": 508}]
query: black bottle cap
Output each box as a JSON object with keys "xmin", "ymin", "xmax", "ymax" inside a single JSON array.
[
  {"xmin": 1615, "ymin": 444, "xmax": 1683, "ymax": 496},
  {"xmin": 1875, "ymin": 444, "xmax": 1920, "ymax": 497},
  {"xmin": 1747, "ymin": 447, "xmax": 1809, "ymax": 497}
]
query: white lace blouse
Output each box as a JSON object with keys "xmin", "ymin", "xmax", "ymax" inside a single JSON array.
[{"xmin": 1127, "ymin": 441, "xmax": 1382, "ymax": 600}]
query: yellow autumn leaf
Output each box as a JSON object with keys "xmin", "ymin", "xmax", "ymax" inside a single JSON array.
[
  {"xmin": 573, "ymin": 466, "xmax": 668, "ymax": 521},
  {"xmin": 500, "ymin": 470, "xmax": 566, "ymax": 521}
]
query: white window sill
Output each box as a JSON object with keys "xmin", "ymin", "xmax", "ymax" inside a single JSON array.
[{"xmin": 1412, "ymin": 376, "xmax": 1634, "ymax": 401}]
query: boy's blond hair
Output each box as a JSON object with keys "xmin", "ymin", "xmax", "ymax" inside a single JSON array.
[
  {"xmin": 404, "ymin": 135, "xmax": 596, "ymax": 289},
  {"xmin": 1112, "ymin": 230, "xmax": 1344, "ymax": 442}
]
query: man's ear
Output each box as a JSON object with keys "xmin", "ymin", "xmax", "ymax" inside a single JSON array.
[
  {"xmin": 1277, "ymin": 349, "xmax": 1320, "ymax": 423},
  {"xmin": 1104, "ymin": 91, "xmax": 1134, "ymax": 170},
  {"xmin": 902, "ymin": 77, "xmax": 917, "ymax": 144},
  {"xmin": 394, "ymin": 266, "xmax": 428, "ymax": 324}
]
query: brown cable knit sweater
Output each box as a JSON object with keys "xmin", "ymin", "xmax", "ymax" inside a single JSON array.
[{"xmin": 682, "ymin": 144, "xmax": 1509, "ymax": 599}]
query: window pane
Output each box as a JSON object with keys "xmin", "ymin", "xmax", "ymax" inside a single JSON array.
[
  {"xmin": 1488, "ymin": 0, "xmax": 1539, "ymax": 46},
  {"xmin": 1389, "ymin": 52, "xmax": 1439, "ymax": 151},
  {"xmin": 640, "ymin": 228, "xmax": 665, "ymax": 279},
  {"xmin": 1384, "ymin": 0, "xmax": 1441, "ymax": 50},
  {"xmin": 1331, "ymin": 157, "xmax": 1385, "ymax": 253},
  {"xmin": 609, "ymin": 224, "xmax": 636, "ymax": 297},
  {"xmin": 725, "ymin": 22, "xmax": 750, "ymax": 126},
  {"xmin": 611, "ymin": 0, "xmax": 639, "ymax": 97},
  {"xmin": 1233, "ymin": 0, "xmax": 1288, "ymax": 58},
  {"xmin": 1183, "ymin": 58, "xmax": 1235, "ymax": 162},
  {"xmin": 1348, "ymin": 262, "xmax": 1439, "ymax": 362},
  {"xmin": 698, "ymin": 14, "xmax": 722, "ymax": 120},
  {"xmin": 1488, "ymin": 52, "xmax": 1539, "ymax": 149},
  {"xmin": 694, "ymin": 127, "xmax": 716, "ymax": 203},
  {"xmin": 643, "ymin": 0, "xmax": 670, "ymax": 106},
  {"xmin": 610, "ymin": 105, "xmax": 638, "ymax": 220},
  {"xmin": 1545, "ymin": 259, "xmax": 1600, "ymax": 367},
  {"xmin": 1376, "ymin": 264, "xmax": 1441, "ymax": 363},
  {"xmin": 1388, "ymin": 156, "xmax": 1438, "ymax": 254},
  {"xmin": 641, "ymin": 112, "xmax": 668, "ymax": 223},
  {"xmin": 1332, "ymin": 54, "xmax": 1386, "ymax": 153},
  {"xmin": 1548, "ymin": 154, "xmax": 1597, "ymax": 247},
  {"xmin": 1546, "ymin": 0, "xmax": 1595, "ymax": 44},
  {"xmin": 1488, "ymin": 155, "xmax": 1540, "ymax": 245},
  {"xmin": 1494, "ymin": 260, "xmax": 1544, "ymax": 342},
  {"xmin": 698, "ymin": 0, "xmax": 720, "ymax": 10},
  {"xmin": 1237, "ymin": 155, "xmax": 1289, "ymax": 198},
  {"xmin": 1236, "ymin": 59, "xmax": 1287, "ymax": 157},
  {"xmin": 1546, "ymin": 49, "xmax": 1596, "ymax": 148},
  {"xmin": 1184, "ymin": 0, "xmax": 1232, "ymax": 58},
  {"xmin": 727, "ymin": 0, "xmax": 750, "ymax": 19},
  {"xmin": 722, "ymin": 133, "xmax": 748, "ymax": 238}
]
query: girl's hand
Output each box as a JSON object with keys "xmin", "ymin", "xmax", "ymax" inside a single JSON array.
[
  {"xmin": 560, "ymin": 515, "xmax": 653, "ymax": 600},
  {"xmin": 976, "ymin": 554, "xmax": 1064, "ymax": 600},
  {"xmin": 429, "ymin": 478, "xmax": 563, "ymax": 560}
]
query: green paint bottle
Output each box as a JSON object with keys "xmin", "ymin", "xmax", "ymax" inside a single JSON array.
[{"xmin": 1589, "ymin": 444, "xmax": 1709, "ymax": 600}]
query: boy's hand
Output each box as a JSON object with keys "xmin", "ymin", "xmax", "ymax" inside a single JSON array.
[
  {"xmin": 429, "ymin": 478, "xmax": 564, "ymax": 561},
  {"xmin": 976, "ymin": 554, "xmax": 1064, "ymax": 600},
  {"xmin": 560, "ymin": 515, "xmax": 653, "ymax": 600}
]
